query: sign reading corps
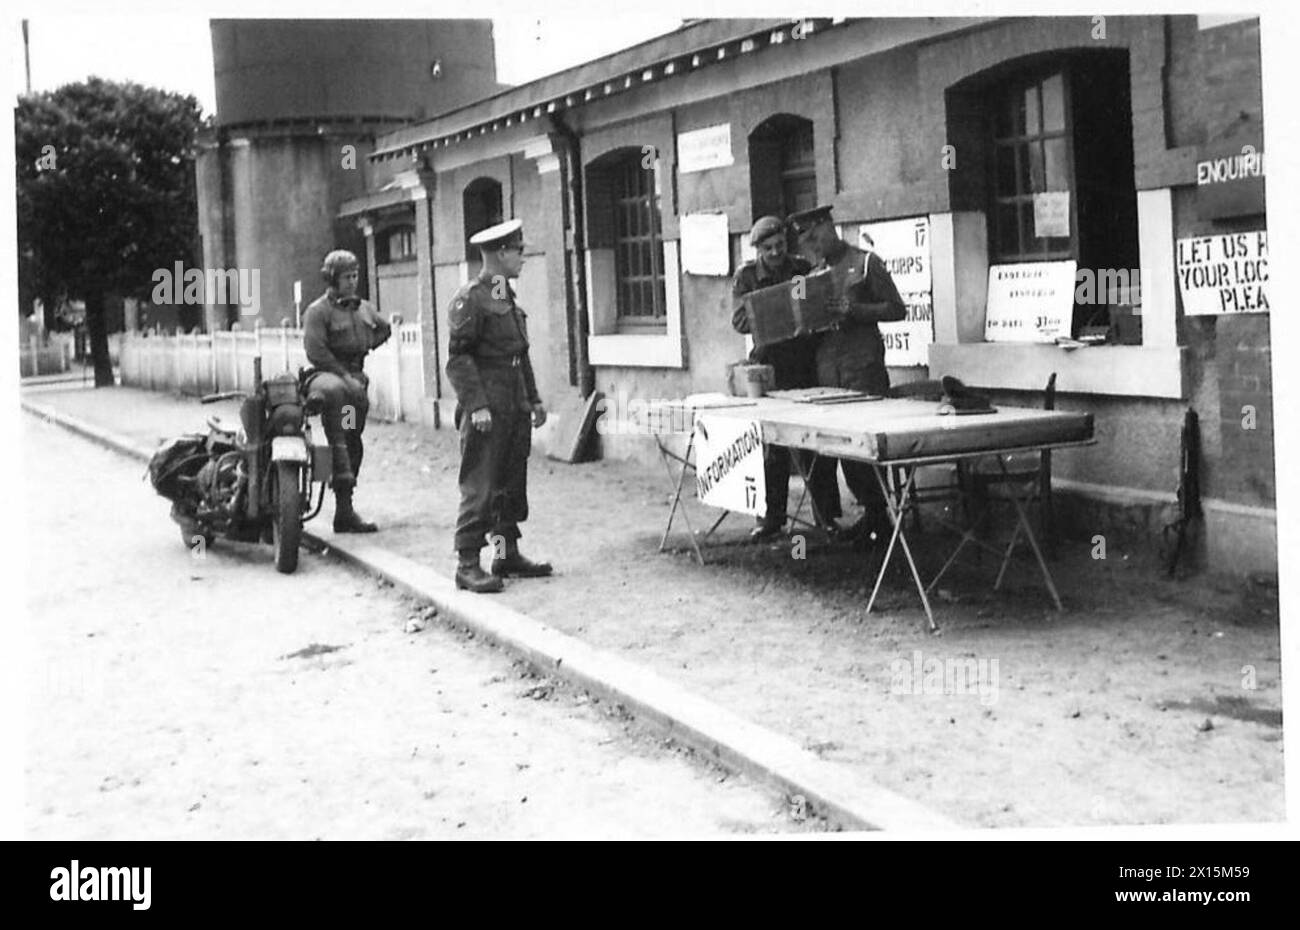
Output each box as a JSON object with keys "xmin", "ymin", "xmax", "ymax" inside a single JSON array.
[{"xmin": 859, "ymin": 216, "xmax": 933, "ymax": 367}]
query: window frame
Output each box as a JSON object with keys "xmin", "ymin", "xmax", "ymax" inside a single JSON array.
[
  {"xmin": 987, "ymin": 66, "xmax": 1078, "ymax": 265},
  {"xmin": 778, "ymin": 120, "xmax": 818, "ymax": 218},
  {"xmin": 747, "ymin": 113, "xmax": 818, "ymax": 224},
  {"xmin": 384, "ymin": 225, "xmax": 416, "ymax": 263},
  {"xmin": 607, "ymin": 152, "xmax": 667, "ymax": 333}
]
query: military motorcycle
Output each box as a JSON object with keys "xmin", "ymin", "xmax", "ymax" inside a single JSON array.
[{"xmin": 148, "ymin": 358, "xmax": 330, "ymax": 573}]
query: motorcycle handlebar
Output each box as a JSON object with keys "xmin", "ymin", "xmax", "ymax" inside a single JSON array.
[{"xmin": 200, "ymin": 391, "xmax": 247, "ymax": 404}]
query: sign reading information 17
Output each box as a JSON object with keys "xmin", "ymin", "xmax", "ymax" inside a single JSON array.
[
  {"xmin": 694, "ymin": 416, "xmax": 765, "ymax": 516},
  {"xmin": 1176, "ymin": 230, "xmax": 1268, "ymax": 315}
]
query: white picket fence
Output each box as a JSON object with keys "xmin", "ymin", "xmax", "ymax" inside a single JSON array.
[
  {"xmin": 19, "ymin": 333, "xmax": 75, "ymax": 377},
  {"xmin": 120, "ymin": 322, "xmax": 428, "ymax": 423}
]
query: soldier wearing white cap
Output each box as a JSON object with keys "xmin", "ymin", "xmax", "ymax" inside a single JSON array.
[
  {"xmin": 790, "ymin": 204, "xmax": 907, "ymax": 545},
  {"xmin": 446, "ymin": 219, "xmax": 551, "ymax": 593}
]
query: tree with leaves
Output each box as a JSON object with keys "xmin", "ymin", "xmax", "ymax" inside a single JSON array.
[{"xmin": 15, "ymin": 78, "xmax": 205, "ymax": 386}]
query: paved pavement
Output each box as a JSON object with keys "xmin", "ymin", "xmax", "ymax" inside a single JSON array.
[{"xmin": 19, "ymin": 369, "xmax": 105, "ymax": 388}]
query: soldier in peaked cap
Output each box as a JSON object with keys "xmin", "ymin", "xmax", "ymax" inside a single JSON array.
[
  {"xmin": 788, "ymin": 204, "xmax": 907, "ymax": 545},
  {"xmin": 446, "ymin": 219, "xmax": 552, "ymax": 594},
  {"xmin": 302, "ymin": 248, "xmax": 391, "ymax": 533},
  {"xmin": 731, "ymin": 215, "xmax": 840, "ymax": 539}
]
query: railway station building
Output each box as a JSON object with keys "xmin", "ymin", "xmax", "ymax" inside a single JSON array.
[{"xmin": 325, "ymin": 15, "xmax": 1271, "ymax": 574}]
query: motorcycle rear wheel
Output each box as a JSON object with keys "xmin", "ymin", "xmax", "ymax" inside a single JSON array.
[{"xmin": 272, "ymin": 461, "xmax": 303, "ymax": 574}]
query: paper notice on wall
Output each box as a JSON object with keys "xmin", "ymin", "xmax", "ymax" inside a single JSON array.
[
  {"xmin": 1032, "ymin": 192, "xmax": 1070, "ymax": 238},
  {"xmin": 680, "ymin": 212, "xmax": 731, "ymax": 276},
  {"xmin": 677, "ymin": 123, "xmax": 734, "ymax": 173},
  {"xmin": 984, "ymin": 260, "xmax": 1077, "ymax": 343},
  {"xmin": 694, "ymin": 416, "xmax": 765, "ymax": 516},
  {"xmin": 861, "ymin": 216, "xmax": 933, "ymax": 366},
  {"xmin": 1176, "ymin": 231, "xmax": 1269, "ymax": 314}
]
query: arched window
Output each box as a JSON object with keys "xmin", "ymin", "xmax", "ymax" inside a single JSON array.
[
  {"xmin": 463, "ymin": 177, "xmax": 504, "ymax": 271},
  {"xmin": 586, "ymin": 148, "xmax": 666, "ymax": 330},
  {"xmin": 947, "ymin": 50, "xmax": 1138, "ymax": 334},
  {"xmin": 748, "ymin": 114, "xmax": 817, "ymax": 224},
  {"xmin": 947, "ymin": 52, "xmax": 1137, "ymax": 268}
]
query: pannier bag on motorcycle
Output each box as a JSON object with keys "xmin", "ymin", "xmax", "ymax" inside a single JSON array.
[{"xmin": 147, "ymin": 434, "xmax": 210, "ymax": 502}]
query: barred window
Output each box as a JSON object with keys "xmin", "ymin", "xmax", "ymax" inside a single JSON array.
[{"xmin": 610, "ymin": 154, "xmax": 666, "ymax": 327}]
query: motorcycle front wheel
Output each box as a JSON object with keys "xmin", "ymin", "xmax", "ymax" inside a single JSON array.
[{"xmin": 272, "ymin": 461, "xmax": 303, "ymax": 574}]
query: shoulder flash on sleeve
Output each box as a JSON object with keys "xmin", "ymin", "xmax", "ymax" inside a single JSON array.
[{"xmin": 450, "ymin": 281, "xmax": 478, "ymax": 311}]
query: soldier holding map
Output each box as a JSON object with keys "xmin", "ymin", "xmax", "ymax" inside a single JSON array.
[
  {"xmin": 789, "ymin": 204, "xmax": 907, "ymax": 544},
  {"xmin": 731, "ymin": 215, "xmax": 840, "ymax": 539}
]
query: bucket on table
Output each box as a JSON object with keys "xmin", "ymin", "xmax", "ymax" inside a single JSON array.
[{"xmin": 739, "ymin": 363, "xmax": 774, "ymax": 398}]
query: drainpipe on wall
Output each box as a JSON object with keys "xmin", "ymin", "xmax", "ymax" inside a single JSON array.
[
  {"xmin": 215, "ymin": 126, "xmax": 238, "ymax": 332},
  {"xmin": 415, "ymin": 161, "xmax": 442, "ymax": 428},
  {"xmin": 549, "ymin": 114, "xmax": 594, "ymax": 399}
]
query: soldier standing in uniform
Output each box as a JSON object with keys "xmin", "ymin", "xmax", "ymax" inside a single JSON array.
[
  {"xmin": 446, "ymin": 219, "xmax": 552, "ymax": 593},
  {"xmin": 303, "ymin": 249, "xmax": 391, "ymax": 533},
  {"xmin": 731, "ymin": 215, "xmax": 840, "ymax": 539},
  {"xmin": 788, "ymin": 205, "xmax": 907, "ymax": 543}
]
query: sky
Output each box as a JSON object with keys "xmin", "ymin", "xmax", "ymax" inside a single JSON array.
[
  {"xmin": 9, "ymin": 10, "xmax": 688, "ymax": 118},
  {"xmin": 10, "ymin": 3, "xmax": 1289, "ymax": 118}
]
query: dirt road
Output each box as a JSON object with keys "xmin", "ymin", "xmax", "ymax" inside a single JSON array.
[{"xmin": 20, "ymin": 416, "xmax": 820, "ymax": 839}]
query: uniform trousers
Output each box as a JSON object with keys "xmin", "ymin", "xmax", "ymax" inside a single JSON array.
[
  {"xmin": 758, "ymin": 339, "xmax": 839, "ymax": 526},
  {"xmin": 454, "ymin": 404, "xmax": 532, "ymax": 552},
  {"xmin": 306, "ymin": 371, "xmax": 369, "ymax": 490},
  {"xmin": 811, "ymin": 339, "xmax": 890, "ymax": 521}
]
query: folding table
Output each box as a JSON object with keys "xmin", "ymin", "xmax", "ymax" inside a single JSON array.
[{"xmin": 646, "ymin": 396, "xmax": 1094, "ymax": 630}]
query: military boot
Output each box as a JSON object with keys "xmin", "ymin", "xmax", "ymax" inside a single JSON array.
[
  {"xmin": 333, "ymin": 487, "xmax": 378, "ymax": 533},
  {"xmin": 490, "ymin": 539, "xmax": 553, "ymax": 578},
  {"xmin": 455, "ymin": 549, "xmax": 504, "ymax": 593}
]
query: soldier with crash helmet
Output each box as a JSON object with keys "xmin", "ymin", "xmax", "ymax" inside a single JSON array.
[{"xmin": 302, "ymin": 249, "xmax": 391, "ymax": 533}]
